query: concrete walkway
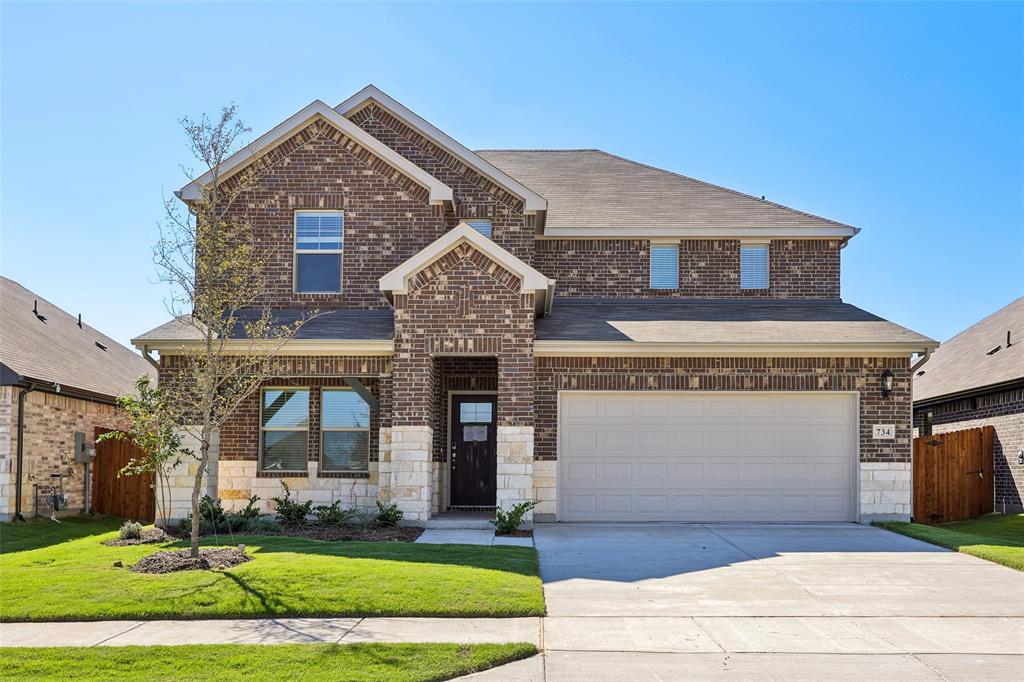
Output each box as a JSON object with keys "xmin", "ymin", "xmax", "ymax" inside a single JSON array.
[
  {"xmin": 416, "ymin": 529, "xmax": 534, "ymax": 546},
  {"xmin": 0, "ymin": 617, "xmax": 541, "ymax": 648}
]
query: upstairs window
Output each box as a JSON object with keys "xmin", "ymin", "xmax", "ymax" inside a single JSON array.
[
  {"xmin": 295, "ymin": 211, "xmax": 343, "ymax": 293},
  {"xmin": 465, "ymin": 219, "xmax": 492, "ymax": 238},
  {"xmin": 649, "ymin": 243, "xmax": 679, "ymax": 289},
  {"xmin": 260, "ymin": 388, "xmax": 309, "ymax": 472},
  {"xmin": 321, "ymin": 389, "xmax": 371, "ymax": 473},
  {"xmin": 740, "ymin": 244, "xmax": 769, "ymax": 289}
]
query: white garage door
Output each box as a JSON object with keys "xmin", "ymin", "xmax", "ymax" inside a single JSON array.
[{"xmin": 559, "ymin": 392, "xmax": 857, "ymax": 522}]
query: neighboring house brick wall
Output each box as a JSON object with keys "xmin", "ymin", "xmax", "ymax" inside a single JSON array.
[
  {"xmin": 534, "ymin": 356, "xmax": 910, "ymax": 463},
  {"xmin": 221, "ymin": 119, "xmax": 446, "ymax": 310},
  {"xmin": 535, "ymin": 238, "xmax": 841, "ymax": 298},
  {"xmin": 0, "ymin": 387, "xmax": 121, "ymax": 521},
  {"xmin": 349, "ymin": 103, "xmax": 535, "ymax": 263},
  {"xmin": 914, "ymin": 387, "xmax": 1024, "ymax": 511}
]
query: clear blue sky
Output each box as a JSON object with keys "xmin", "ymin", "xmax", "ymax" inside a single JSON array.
[{"xmin": 2, "ymin": 1, "xmax": 1022, "ymax": 349}]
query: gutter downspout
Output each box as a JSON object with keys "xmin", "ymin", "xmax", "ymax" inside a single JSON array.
[{"xmin": 14, "ymin": 384, "xmax": 37, "ymax": 522}]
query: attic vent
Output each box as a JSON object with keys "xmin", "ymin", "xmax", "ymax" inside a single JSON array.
[
  {"xmin": 1008, "ymin": 331, "xmax": 1013, "ymax": 347},
  {"xmin": 95, "ymin": 341, "xmax": 108, "ymax": 352},
  {"xmin": 986, "ymin": 345, "xmax": 1002, "ymax": 356},
  {"xmin": 33, "ymin": 300, "xmax": 47, "ymax": 323},
  {"xmin": 916, "ymin": 370, "xmax": 926, "ymax": 377}
]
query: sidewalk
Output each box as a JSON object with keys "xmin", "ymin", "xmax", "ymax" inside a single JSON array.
[{"xmin": 0, "ymin": 617, "xmax": 541, "ymax": 648}]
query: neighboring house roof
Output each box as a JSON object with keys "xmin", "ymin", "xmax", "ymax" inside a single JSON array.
[
  {"xmin": 477, "ymin": 149, "xmax": 858, "ymax": 239},
  {"xmin": 0, "ymin": 277, "xmax": 155, "ymax": 400},
  {"xmin": 534, "ymin": 298, "xmax": 936, "ymax": 355},
  {"xmin": 178, "ymin": 100, "xmax": 454, "ymax": 206},
  {"xmin": 335, "ymin": 85, "xmax": 548, "ymax": 213},
  {"xmin": 914, "ymin": 297, "xmax": 1024, "ymax": 404}
]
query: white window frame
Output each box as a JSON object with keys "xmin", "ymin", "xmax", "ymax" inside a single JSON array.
[
  {"xmin": 320, "ymin": 387, "xmax": 371, "ymax": 473},
  {"xmin": 294, "ymin": 210, "xmax": 344, "ymax": 294},
  {"xmin": 740, "ymin": 241, "xmax": 770, "ymax": 290},
  {"xmin": 649, "ymin": 241, "xmax": 680, "ymax": 289},
  {"xmin": 259, "ymin": 386, "xmax": 310, "ymax": 473}
]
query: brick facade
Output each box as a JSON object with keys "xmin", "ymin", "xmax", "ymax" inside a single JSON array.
[
  {"xmin": 535, "ymin": 238, "xmax": 841, "ymax": 299},
  {"xmin": 534, "ymin": 356, "xmax": 912, "ymax": 463},
  {"xmin": 0, "ymin": 386, "xmax": 122, "ymax": 521},
  {"xmin": 914, "ymin": 387, "xmax": 1024, "ymax": 511}
]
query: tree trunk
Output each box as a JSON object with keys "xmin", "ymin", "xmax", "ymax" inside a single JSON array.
[{"xmin": 189, "ymin": 441, "xmax": 210, "ymax": 558}]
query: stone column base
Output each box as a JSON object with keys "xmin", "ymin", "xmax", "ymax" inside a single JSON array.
[
  {"xmin": 158, "ymin": 428, "xmax": 219, "ymax": 524},
  {"xmin": 532, "ymin": 459, "xmax": 557, "ymax": 522},
  {"xmin": 379, "ymin": 425, "xmax": 433, "ymax": 523},
  {"xmin": 860, "ymin": 461, "xmax": 911, "ymax": 522},
  {"xmin": 496, "ymin": 425, "xmax": 535, "ymax": 525}
]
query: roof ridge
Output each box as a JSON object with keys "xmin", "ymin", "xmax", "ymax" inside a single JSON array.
[{"xmin": 588, "ymin": 149, "xmax": 856, "ymax": 231}]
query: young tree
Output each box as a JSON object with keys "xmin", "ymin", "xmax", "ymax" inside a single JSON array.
[
  {"xmin": 157, "ymin": 105, "xmax": 310, "ymax": 558},
  {"xmin": 98, "ymin": 376, "xmax": 184, "ymax": 530}
]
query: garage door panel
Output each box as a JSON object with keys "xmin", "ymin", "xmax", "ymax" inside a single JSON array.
[{"xmin": 559, "ymin": 393, "xmax": 856, "ymax": 522}]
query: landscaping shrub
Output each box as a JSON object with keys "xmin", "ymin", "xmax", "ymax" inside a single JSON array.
[
  {"xmin": 347, "ymin": 506, "xmax": 380, "ymax": 530},
  {"xmin": 376, "ymin": 501, "xmax": 403, "ymax": 527},
  {"xmin": 314, "ymin": 500, "xmax": 356, "ymax": 526},
  {"xmin": 119, "ymin": 520, "xmax": 143, "ymax": 541},
  {"xmin": 179, "ymin": 495, "xmax": 229, "ymax": 534},
  {"xmin": 271, "ymin": 482, "xmax": 313, "ymax": 526},
  {"xmin": 492, "ymin": 501, "xmax": 537, "ymax": 535},
  {"xmin": 235, "ymin": 495, "xmax": 263, "ymax": 520}
]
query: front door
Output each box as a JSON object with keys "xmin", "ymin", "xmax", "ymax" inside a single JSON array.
[{"xmin": 450, "ymin": 394, "xmax": 497, "ymax": 508}]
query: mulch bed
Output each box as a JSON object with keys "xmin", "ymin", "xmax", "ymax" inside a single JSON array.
[
  {"xmin": 103, "ymin": 528, "xmax": 171, "ymax": 546},
  {"xmin": 130, "ymin": 547, "xmax": 252, "ymax": 574},
  {"xmin": 495, "ymin": 529, "xmax": 533, "ymax": 538},
  {"xmin": 165, "ymin": 524, "xmax": 423, "ymax": 543}
]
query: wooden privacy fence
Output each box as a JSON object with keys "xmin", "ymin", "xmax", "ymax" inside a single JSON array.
[
  {"xmin": 913, "ymin": 425, "xmax": 994, "ymax": 524},
  {"xmin": 92, "ymin": 428, "xmax": 155, "ymax": 523}
]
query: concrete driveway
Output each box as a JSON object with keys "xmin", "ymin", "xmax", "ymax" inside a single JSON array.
[{"xmin": 467, "ymin": 523, "xmax": 1024, "ymax": 681}]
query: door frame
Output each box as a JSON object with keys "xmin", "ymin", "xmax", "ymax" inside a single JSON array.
[
  {"xmin": 445, "ymin": 390, "xmax": 499, "ymax": 511},
  {"xmin": 555, "ymin": 390, "xmax": 861, "ymax": 523}
]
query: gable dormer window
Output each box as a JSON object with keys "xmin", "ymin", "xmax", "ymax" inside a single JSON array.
[
  {"xmin": 649, "ymin": 243, "xmax": 679, "ymax": 289},
  {"xmin": 740, "ymin": 243, "xmax": 769, "ymax": 290},
  {"xmin": 295, "ymin": 211, "xmax": 343, "ymax": 293},
  {"xmin": 466, "ymin": 219, "xmax": 492, "ymax": 238}
]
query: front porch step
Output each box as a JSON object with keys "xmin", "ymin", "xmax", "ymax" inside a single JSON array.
[{"xmin": 425, "ymin": 514, "xmax": 494, "ymax": 530}]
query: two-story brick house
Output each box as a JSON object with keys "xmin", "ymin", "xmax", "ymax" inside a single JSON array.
[{"xmin": 135, "ymin": 85, "xmax": 936, "ymax": 525}]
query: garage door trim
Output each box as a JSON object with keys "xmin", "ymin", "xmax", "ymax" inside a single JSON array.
[{"xmin": 555, "ymin": 390, "xmax": 861, "ymax": 523}]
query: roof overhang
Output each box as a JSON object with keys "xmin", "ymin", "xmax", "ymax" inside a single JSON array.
[
  {"xmin": 131, "ymin": 338, "xmax": 394, "ymax": 357},
  {"xmin": 379, "ymin": 222, "xmax": 555, "ymax": 317},
  {"xmin": 539, "ymin": 226, "xmax": 860, "ymax": 239},
  {"xmin": 178, "ymin": 100, "xmax": 454, "ymax": 207},
  {"xmin": 534, "ymin": 340, "xmax": 936, "ymax": 358},
  {"xmin": 914, "ymin": 377, "xmax": 1024, "ymax": 408},
  {"xmin": 337, "ymin": 85, "xmax": 548, "ymax": 214}
]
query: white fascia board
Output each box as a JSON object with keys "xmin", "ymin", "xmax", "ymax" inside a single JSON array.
[
  {"xmin": 533, "ymin": 340, "xmax": 937, "ymax": 358},
  {"xmin": 379, "ymin": 222, "xmax": 553, "ymax": 294},
  {"xmin": 132, "ymin": 338, "xmax": 394, "ymax": 356},
  {"xmin": 178, "ymin": 100, "xmax": 453, "ymax": 206},
  {"xmin": 337, "ymin": 85, "xmax": 548, "ymax": 213},
  {"xmin": 540, "ymin": 226, "xmax": 860, "ymax": 239}
]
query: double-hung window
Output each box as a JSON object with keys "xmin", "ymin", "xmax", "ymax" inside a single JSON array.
[
  {"xmin": 295, "ymin": 211, "xmax": 343, "ymax": 293},
  {"xmin": 649, "ymin": 243, "xmax": 679, "ymax": 289},
  {"xmin": 740, "ymin": 243, "xmax": 769, "ymax": 289},
  {"xmin": 260, "ymin": 388, "xmax": 309, "ymax": 472},
  {"xmin": 321, "ymin": 388, "xmax": 371, "ymax": 473}
]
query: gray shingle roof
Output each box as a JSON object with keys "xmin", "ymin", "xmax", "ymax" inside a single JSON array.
[
  {"xmin": 477, "ymin": 149, "xmax": 855, "ymax": 234},
  {"xmin": 914, "ymin": 297, "xmax": 1024, "ymax": 403},
  {"xmin": 0, "ymin": 277, "xmax": 156, "ymax": 399},
  {"xmin": 536, "ymin": 298, "xmax": 935, "ymax": 346},
  {"xmin": 134, "ymin": 309, "xmax": 395, "ymax": 344}
]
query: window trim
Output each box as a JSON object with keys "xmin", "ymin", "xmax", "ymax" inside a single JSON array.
[
  {"xmin": 740, "ymin": 241, "xmax": 770, "ymax": 290},
  {"xmin": 293, "ymin": 210, "xmax": 344, "ymax": 294},
  {"xmin": 259, "ymin": 386, "xmax": 310, "ymax": 473},
  {"xmin": 319, "ymin": 387, "xmax": 371, "ymax": 474},
  {"xmin": 649, "ymin": 241, "xmax": 680, "ymax": 290}
]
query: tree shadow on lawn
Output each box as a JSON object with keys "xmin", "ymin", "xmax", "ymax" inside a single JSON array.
[{"xmin": 1, "ymin": 516, "xmax": 123, "ymax": 554}]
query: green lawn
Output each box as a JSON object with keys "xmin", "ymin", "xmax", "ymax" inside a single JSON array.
[
  {"xmin": 0, "ymin": 517, "xmax": 544, "ymax": 621},
  {"xmin": 0, "ymin": 643, "xmax": 538, "ymax": 682},
  {"xmin": 876, "ymin": 513, "xmax": 1024, "ymax": 571}
]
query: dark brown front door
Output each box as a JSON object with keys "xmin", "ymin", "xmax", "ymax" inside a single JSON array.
[{"xmin": 450, "ymin": 394, "xmax": 497, "ymax": 508}]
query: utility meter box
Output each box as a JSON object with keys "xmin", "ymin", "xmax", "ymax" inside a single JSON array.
[{"xmin": 73, "ymin": 432, "xmax": 95, "ymax": 463}]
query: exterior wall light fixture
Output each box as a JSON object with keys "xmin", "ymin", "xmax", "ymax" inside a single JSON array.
[{"xmin": 881, "ymin": 369, "xmax": 895, "ymax": 398}]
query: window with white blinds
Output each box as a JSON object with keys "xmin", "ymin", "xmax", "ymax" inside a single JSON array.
[
  {"xmin": 740, "ymin": 244, "xmax": 769, "ymax": 289},
  {"xmin": 295, "ymin": 211, "xmax": 343, "ymax": 293},
  {"xmin": 260, "ymin": 388, "xmax": 309, "ymax": 472},
  {"xmin": 649, "ymin": 244, "xmax": 679, "ymax": 289},
  {"xmin": 465, "ymin": 219, "xmax": 492, "ymax": 238},
  {"xmin": 321, "ymin": 389, "xmax": 370, "ymax": 472}
]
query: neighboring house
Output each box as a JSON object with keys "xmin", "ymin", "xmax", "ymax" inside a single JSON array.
[
  {"xmin": 135, "ymin": 85, "xmax": 936, "ymax": 525},
  {"xmin": 0, "ymin": 277, "xmax": 157, "ymax": 521},
  {"xmin": 913, "ymin": 298, "xmax": 1024, "ymax": 512}
]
